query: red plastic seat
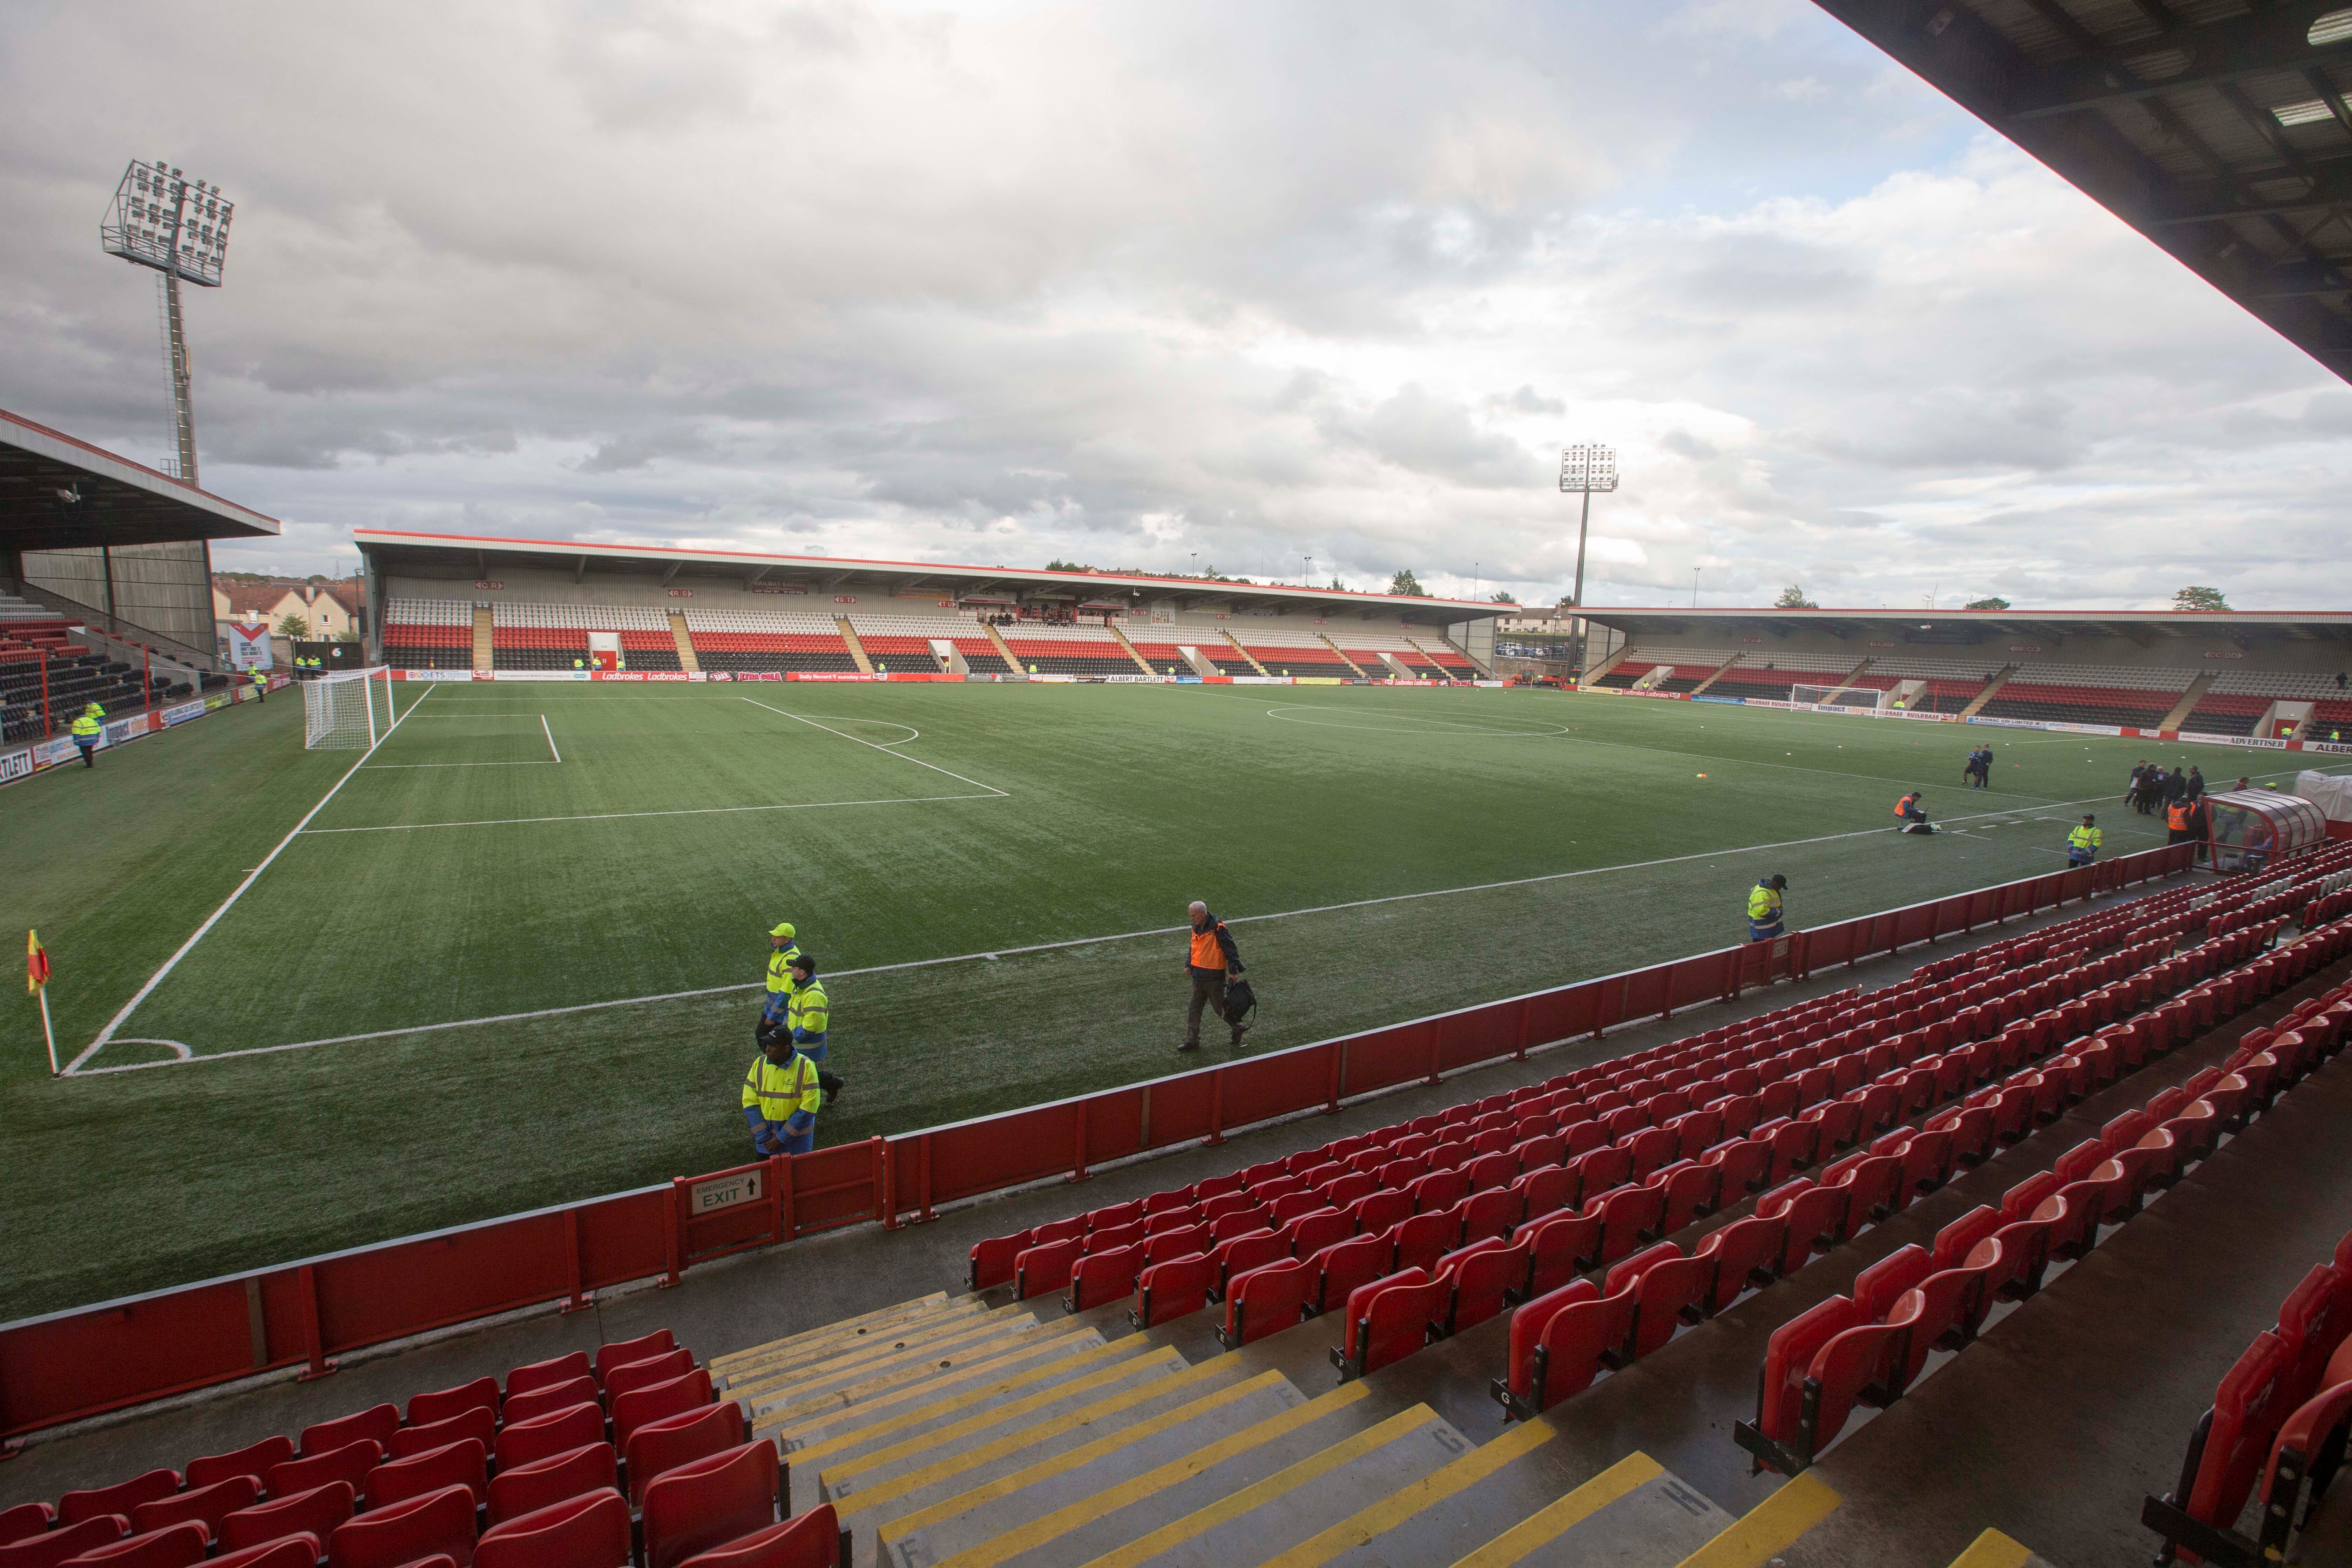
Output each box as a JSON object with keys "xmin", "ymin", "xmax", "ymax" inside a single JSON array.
[
  {"xmin": 1852, "ymin": 1245, "xmax": 1933, "ymax": 1321},
  {"xmin": 1516, "ymin": 1208, "xmax": 1602, "ymax": 1298},
  {"xmin": 594, "ymin": 1330, "xmax": 677, "ymax": 1386},
  {"xmin": 0, "ymin": 1520, "xmax": 126, "ymax": 1568},
  {"xmin": 1336, "ymin": 1270, "xmax": 1449, "ymax": 1378},
  {"xmin": 968, "ymin": 1231, "xmax": 1030, "ymax": 1291},
  {"xmin": 1281, "ymin": 1210, "xmax": 1353, "ymax": 1259},
  {"xmin": 301, "ymin": 1405, "xmax": 399, "ymax": 1461},
  {"xmin": 1458, "ymin": 1188, "xmax": 1521, "ymax": 1247},
  {"xmin": 1064, "ymin": 1242, "xmax": 1146, "ymax": 1312},
  {"xmin": 1569, "ymin": 1144, "xmax": 1633, "ymax": 1199},
  {"xmin": 222, "ymin": 1483, "xmax": 355, "ymax": 1554},
  {"xmin": 506, "ymin": 1351, "xmax": 593, "ymax": 1401},
  {"xmin": 58, "ymin": 1474, "xmax": 178, "ymax": 1529},
  {"xmin": 495, "ymin": 1404, "xmax": 605, "ymax": 1472},
  {"xmin": 1440, "ymin": 1240, "xmax": 1528, "ymax": 1333},
  {"xmin": 475, "ymin": 1490, "xmax": 631, "ymax": 1568},
  {"xmin": 367, "ymin": 1439, "xmax": 488, "ymax": 1512},
  {"xmin": 1510, "ymin": 1164, "xmax": 1576, "ymax": 1224},
  {"xmin": 130, "ymin": 1475, "xmax": 261, "ymax": 1543},
  {"xmin": 1308, "ymin": 1233, "xmax": 1395, "ymax": 1317},
  {"xmin": 1589, "ymin": 1183, "xmax": 1667, "ymax": 1268},
  {"xmin": 1319, "ymin": 1172, "xmax": 1380, "ymax": 1211},
  {"xmin": 503, "ymin": 1376, "xmax": 600, "ymax": 1429},
  {"xmin": 1700, "ymin": 1137, "xmax": 1772, "ymax": 1199},
  {"xmin": 185, "ymin": 1437, "xmax": 295, "ymax": 1493},
  {"xmin": 1623, "ymin": 1248, "xmax": 1712, "ymax": 1359},
  {"xmin": 407, "ymin": 1378, "xmax": 499, "ymax": 1429},
  {"xmin": 611, "ymin": 1370, "xmax": 714, "ymax": 1454},
  {"xmin": 325, "ymin": 1483, "xmax": 477, "ymax": 1568},
  {"xmin": 625, "ymin": 1403, "xmax": 747, "ymax": 1510},
  {"xmin": 390, "ymin": 1405, "xmax": 496, "ymax": 1462},
  {"xmin": 486, "ymin": 1445, "xmax": 616, "ymax": 1528},
  {"xmin": 1392, "ymin": 1210, "xmax": 1461, "ymax": 1277},
  {"xmin": 1822, "ymin": 1151, "xmax": 1905, "ymax": 1226},
  {"xmin": 1218, "ymin": 1257, "xmax": 1314, "ymax": 1349},
  {"xmin": 604, "ymin": 1348, "xmax": 696, "ymax": 1405},
  {"xmin": 1201, "ymin": 1211, "xmax": 1261, "ymax": 1244},
  {"xmin": 665, "ymin": 1507, "xmax": 840, "ymax": 1568},
  {"xmin": 1805, "ymin": 1300, "xmax": 1917, "ymax": 1455},
  {"xmin": 1654, "ymin": 1161, "xmax": 1720, "ymax": 1234},
  {"xmin": 639, "ymin": 1443, "xmax": 782, "ymax": 1568},
  {"xmin": 1013, "ymin": 1236, "xmax": 1084, "ymax": 1299},
  {"xmin": 1694, "ymin": 1214, "xmax": 1786, "ymax": 1314},
  {"xmin": 1523, "ymin": 1276, "xmax": 1639, "ymax": 1410},
  {"xmin": 1752, "ymin": 1296, "xmax": 1867, "ymax": 1464},
  {"xmin": 2276, "ymin": 1263, "xmax": 2352, "ymax": 1407},
  {"xmin": 1347, "ymin": 1190, "xmax": 1414, "ymax": 1235},
  {"xmin": 2178, "ymin": 1332, "xmax": 2294, "ymax": 1545},
  {"xmin": 60, "ymin": 1521, "xmax": 209, "ymax": 1568},
  {"xmin": 264, "ymin": 1443, "xmax": 377, "ymax": 1506},
  {"xmin": 1131, "ymin": 1253, "xmax": 1218, "ymax": 1328},
  {"xmin": 208, "ymin": 1541, "xmax": 324, "ymax": 1568},
  {"xmin": 0, "ymin": 1508, "xmax": 52, "ymax": 1549}
]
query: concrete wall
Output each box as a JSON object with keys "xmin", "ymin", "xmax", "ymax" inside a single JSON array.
[{"xmin": 20, "ymin": 540, "xmax": 214, "ymax": 652}]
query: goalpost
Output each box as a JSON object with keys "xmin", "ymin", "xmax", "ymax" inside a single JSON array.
[
  {"xmin": 1791, "ymin": 683, "xmax": 1886, "ymax": 711},
  {"xmin": 304, "ymin": 666, "xmax": 396, "ymax": 750}
]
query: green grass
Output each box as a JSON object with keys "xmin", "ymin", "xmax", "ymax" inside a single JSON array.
[{"xmin": 0, "ymin": 682, "xmax": 2319, "ymax": 1319}]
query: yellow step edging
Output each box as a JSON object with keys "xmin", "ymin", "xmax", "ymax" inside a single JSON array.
[
  {"xmin": 1675, "ymin": 1473, "xmax": 1841, "ymax": 1568},
  {"xmin": 1445, "ymin": 1451, "xmax": 1662, "ymax": 1568},
  {"xmin": 1946, "ymin": 1528, "xmax": 2037, "ymax": 1568}
]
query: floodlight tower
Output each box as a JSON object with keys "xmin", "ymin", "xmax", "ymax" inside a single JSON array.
[
  {"xmin": 101, "ymin": 159, "xmax": 235, "ymax": 484},
  {"xmin": 1558, "ymin": 443, "xmax": 1616, "ymax": 682}
]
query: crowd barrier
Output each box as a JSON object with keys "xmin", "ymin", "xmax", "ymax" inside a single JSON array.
[{"xmin": 0, "ymin": 842, "xmax": 2196, "ymax": 1445}]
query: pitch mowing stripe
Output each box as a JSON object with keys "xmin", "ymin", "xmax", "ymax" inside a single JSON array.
[
  {"xmin": 1674, "ymin": 1473, "xmax": 1840, "ymax": 1568},
  {"xmin": 1443, "ymin": 1451, "xmax": 1662, "ymax": 1568},
  {"xmin": 1076, "ymin": 1404, "xmax": 1445, "ymax": 1568},
  {"xmin": 1260, "ymin": 1415, "xmax": 1557, "ymax": 1568},
  {"xmin": 63, "ymin": 778, "xmax": 2179, "ymax": 1075},
  {"xmin": 64, "ymin": 683, "xmax": 440, "ymax": 1073}
]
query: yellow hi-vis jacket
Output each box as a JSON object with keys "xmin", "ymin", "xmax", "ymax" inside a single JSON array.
[
  {"xmin": 764, "ymin": 943, "xmax": 802, "ymax": 994},
  {"xmin": 1747, "ymin": 883, "xmax": 1783, "ymax": 921},
  {"xmin": 787, "ymin": 978, "xmax": 829, "ymax": 1039},
  {"xmin": 70, "ymin": 712, "xmax": 101, "ymax": 740},
  {"xmin": 2068, "ymin": 825, "xmax": 2102, "ymax": 853},
  {"xmin": 742, "ymin": 1052, "xmax": 820, "ymax": 1121}
]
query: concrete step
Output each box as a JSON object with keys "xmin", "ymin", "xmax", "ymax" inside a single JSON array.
[
  {"xmin": 1439, "ymin": 1452, "xmax": 1756, "ymax": 1567},
  {"xmin": 842, "ymin": 1358, "xmax": 1277, "ymax": 1546},
  {"xmin": 713, "ymin": 1292, "xmax": 960, "ymax": 1380},
  {"xmin": 720, "ymin": 1297, "xmax": 996, "ymax": 1391},
  {"xmin": 1942, "ymin": 1532, "xmax": 2057, "ymax": 1568},
  {"xmin": 1254, "ymin": 1409, "xmax": 1567, "ymax": 1567},
  {"xmin": 767, "ymin": 1331, "xmax": 1135, "ymax": 1454},
  {"xmin": 735, "ymin": 1307, "xmax": 1043, "ymax": 1411},
  {"xmin": 877, "ymin": 1380, "xmax": 1377, "ymax": 1568},
  {"xmin": 1066, "ymin": 1402, "xmax": 1472, "ymax": 1568},
  {"xmin": 813, "ymin": 1345, "xmax": 1190, "ymax": 1500},
  {"xmin": 751, "ymin": 1317, "xmax": 1083, "ymax": 1430}
]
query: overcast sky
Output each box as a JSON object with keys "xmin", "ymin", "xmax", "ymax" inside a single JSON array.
[{"xmin": 4, "ymin": 0, "xmax": 2344, "ymax": 609}]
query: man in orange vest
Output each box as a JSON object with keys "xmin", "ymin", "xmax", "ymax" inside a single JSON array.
[
  {"xmin": 2166, "ymin": 798, "xmax": 2196, "ymax": 846},
  {"xmin": 1181, "ymin": 901, "xmax": 1249, "ymax": 1052},
  {"xmin": 1894, "ymin": 790, "xmax": 1935, "ymax": 834}
]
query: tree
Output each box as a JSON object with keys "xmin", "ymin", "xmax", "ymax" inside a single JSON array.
[
  {"xmin": 335, "ymin": 627, "xmax": 362, "ymax": 643},
  {"xmin": 1326, "ymin": 577, "xmax": 1347, "ymax": 592},
  {"xmin": 1773, "ymin": 584, "xmax": 1819, "ymax": 609},
  {"xmin": 276, "ymin": 614, "xmax": 310, "ymax": 640},
  {"xmin": 1490, "ymin": 590, "xmax": 1518, "ymax": 604},
  {"xmin": 2173, "ymin": 585, "xmax": 2231, "ymax": 612},
  {"xmin": 1389, "ymin": 569, "xmax": 1425, "ymax": 596},
  {"xmin": 1556, "ymin": 592, "xmax": 1577, "ymax": 609},
  {"xmin": 1964, "ymin": 595, "xmax": 2010, "ymax": 610}
]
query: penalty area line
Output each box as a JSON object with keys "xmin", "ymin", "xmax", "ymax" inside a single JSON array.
[
  {"xmin": 65, "ymin": 784, "xmax": 2150, "ymax": 1076},
  {"xmin": 63, "ymin": 684, "xmax": 440, "ymax": 1074}
]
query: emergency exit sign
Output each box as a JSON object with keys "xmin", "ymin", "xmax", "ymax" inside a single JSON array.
[{"xmin": 689, "ymin": 1169, "xmax": 763, "ymax": 1214}]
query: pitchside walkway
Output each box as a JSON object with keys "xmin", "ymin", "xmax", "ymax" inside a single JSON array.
[{"xmin": 5, "ymin": 876, "xmax": 2345, "ymax": 1568}]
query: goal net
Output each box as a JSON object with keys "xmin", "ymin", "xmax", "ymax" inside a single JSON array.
[
  {"xmin": 304, "ymin": 667, "xmax": 396, "ymax": 750},
  {"xmin": 1791, "ymin": 684, "xmax": 1885, "ymax": 711}
]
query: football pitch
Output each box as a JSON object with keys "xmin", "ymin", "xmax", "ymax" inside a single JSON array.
[{"xmin": 1, "ymin": 681, "xmax": 2319, "ymax": 1319}]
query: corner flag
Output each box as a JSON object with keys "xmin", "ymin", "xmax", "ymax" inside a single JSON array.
[{"xmin": 28, "ymin": 930, "xmax": 56, "ymax": 1076}]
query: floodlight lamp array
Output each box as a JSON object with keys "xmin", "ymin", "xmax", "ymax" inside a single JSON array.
[
  {"xmin": 100, "ymin": 159, "xmax": 234, "ymax": 286},
  {"xmin": 1559, "ymin": 444, "xmax": 1617, "ymax": 494}
]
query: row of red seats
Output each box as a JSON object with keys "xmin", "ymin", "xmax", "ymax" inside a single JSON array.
[
  {"xmin": 1481, "ymin": 919, "xmax": 2293, "ymax": 1418},
  {"xmin": 2145, "ymin": 1032, "xmax": 2352, "ymax": 1566},
  {"xmin": 0, "ymin": 1332, "xmax": 841, "ymax": 1568},
  {"xmin": 684, "ymin": 635, "xmax": 847, "ymax": 653},
  {"xmin": 971, "ymin": 882, "xmax": 2219, "ymax": 1304},
  {"xmin": 1738, "ymin": 922, "xmax": 2351, "ymax": 1479},
  {"xmin": 381, "ymin": 628, "xmax": 468, "ymax": 648},
  {"xmin": 1018, "ymin": 906, "xmax": 2212, "ymax": 1364}
]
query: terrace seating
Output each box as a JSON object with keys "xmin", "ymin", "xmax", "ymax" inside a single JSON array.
[
  {"xmin": 0, "ymin": 1332, "xmax": 751, "ymax": 1568},
  {"xmin": 1733, "ymin": 933, "xmax": 2351, "ymax": 1476}
]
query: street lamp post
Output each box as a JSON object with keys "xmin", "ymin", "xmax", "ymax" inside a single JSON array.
[
  {"xmin": 1692, "ymin": 566, "xmax": 1701, "ymax": 608},
  {"xmin": 1559, "ymin": 445, "xmax": 1618, "ymax": 683}
]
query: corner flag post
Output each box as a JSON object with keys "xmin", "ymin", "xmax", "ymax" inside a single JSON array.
[{"xmin": 27, "ymin": 930, "xmax": 56, "ymax": 1077}]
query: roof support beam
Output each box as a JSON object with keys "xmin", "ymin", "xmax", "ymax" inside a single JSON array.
[
  {"xmin": 660, "ymin": 561, "xmax": 682, "ymax": 587},
  {"xmin": 2006, "ymin": 1, "xmax": 2352, "ymax": 121}
]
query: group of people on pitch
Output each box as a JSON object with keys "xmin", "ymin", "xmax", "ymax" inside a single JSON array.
[{"xmin": 740, "ymin": 922, "xmax": 840, "ymax": 1156}]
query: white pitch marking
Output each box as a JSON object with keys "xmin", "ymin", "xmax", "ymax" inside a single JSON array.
[
  {"xmin": 736, "ymin": 699, "xmax": 1006, "ymax": 795},
  {"xmin": 65, "ymin": 685, "xmax": 440, "ymax": 1073},
  {"xmin": 65, "ymin": 781, "xmax": 2162, "ymax": 1075},
  {"xmin": 542, "ymin": 714, "xmax": 560, "ymax": 763}
]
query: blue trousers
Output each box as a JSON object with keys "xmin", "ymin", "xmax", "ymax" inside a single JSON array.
[{"xmin": 1748, "ymin": 919, "xmax": 1783, "ymax": 942}]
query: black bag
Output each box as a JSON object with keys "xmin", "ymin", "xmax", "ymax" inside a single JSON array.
[
  {"xmin": 1223, "ymin": 978, "xmax": 1257, "ymax": 1019},
  {"xmin": 817, "ymin": 1069, "xmax": 846, "ymax": 1105}
]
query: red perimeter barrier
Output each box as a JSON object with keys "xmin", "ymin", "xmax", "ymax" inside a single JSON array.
[{"xmin": 0, "ymin": 842, "xmax": 2195, "ymax": 1441}]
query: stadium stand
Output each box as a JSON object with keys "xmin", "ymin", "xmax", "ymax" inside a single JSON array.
[
  {"xmin": 0, "ymin": 594, "xmax": 186, "ymax": 742},
  {"xmin": 679, "ymin": 609, "xmax": 857, "ymax": 675},
  {"xmin": 838, "ymin": 609, "xmax": 1014, "ymax": 675},
  {"xmin": 991, "ymin": 620, "xmax": 1143, "ymax": 677},
  {"xmin": 0, "ymin": 1330, "xmax": 851, "ymax": 1568},
  {"xmin": 1123, "ymin": 638, "xmax": 1195, "ymax": 676},
  {"xmin": 381, "ymin": 601, "xmax": 474, "ymax": 673},
  {"xmin": 1227, "ymin": 627, "xmax": 1355, "ymax": 680},
  {"xmin": 488, "ymin": 603, "xmax": 678, "ymax": 673},
  {"xmin": 1975, "ymin": 665, "xmax": 2197, "ymax": 730},
  {"xmin": 965, "ymin": 848, "xmax": 2352, "ymax": 1425}
]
